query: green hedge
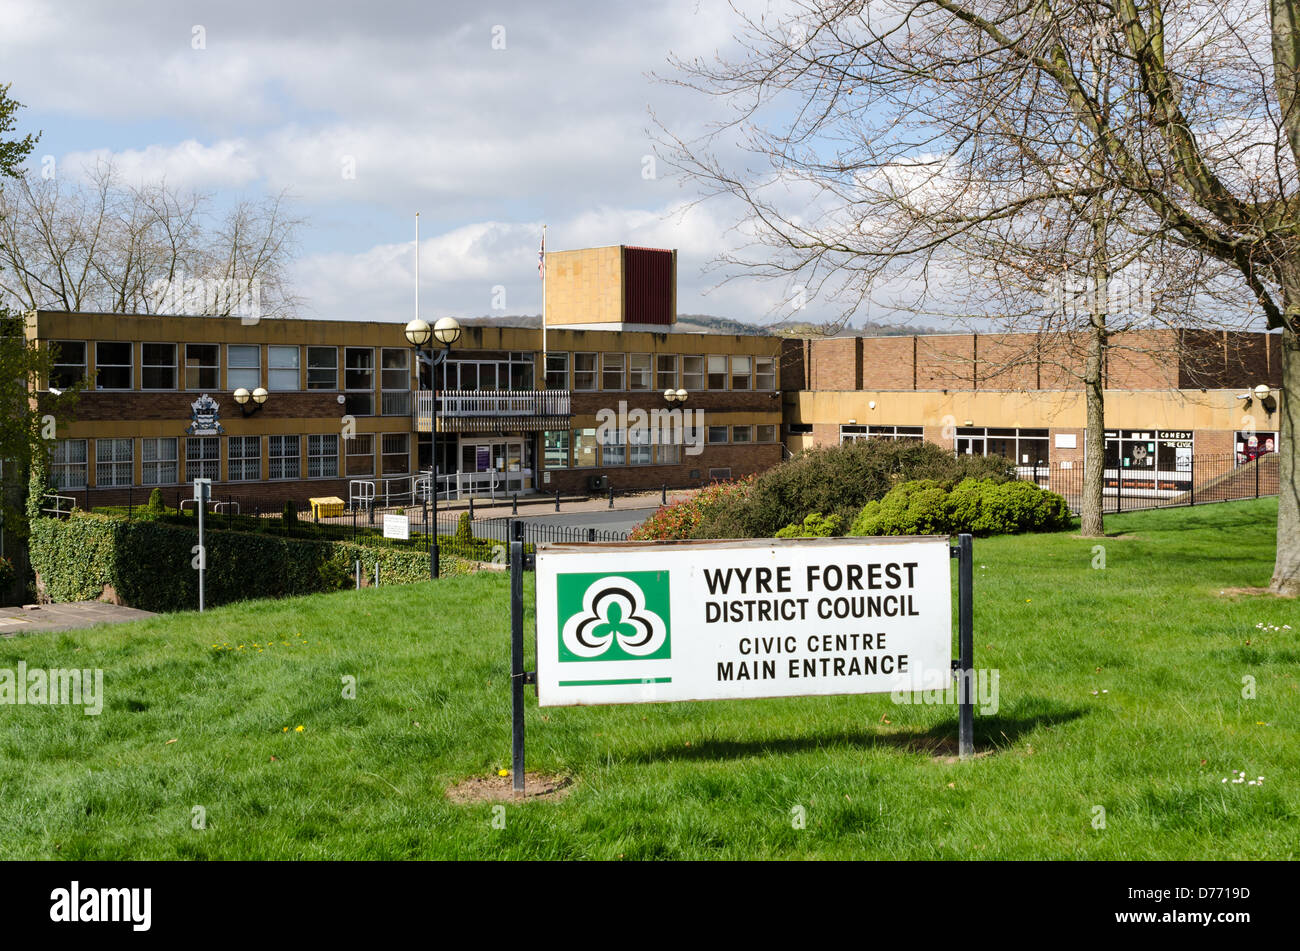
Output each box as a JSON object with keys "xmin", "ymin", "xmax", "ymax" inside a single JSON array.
[
  {"xmin": 29, "ymin": 513, "xmax": 471, "ymax": 613},
  {"xmin": 850, "ymin": 478, "xmax": 1073, "ymax": 537}
]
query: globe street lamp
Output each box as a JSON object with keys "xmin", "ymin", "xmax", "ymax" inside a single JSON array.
[
  {"xmin": 406, "ymin": 316, "xmax": 462, "ymax": 579},
  {"xmin": 663, "ymin": 388, "xmax": 688, "ymax": 404},
  {"xmin": 233, "ymin": 386, "xmax": 269, "ymax": 417}
]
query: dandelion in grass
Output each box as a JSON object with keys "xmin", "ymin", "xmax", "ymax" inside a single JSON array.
[{"xmin": 295, "ymin": 725, "xmax": 304, "ymax": 733}]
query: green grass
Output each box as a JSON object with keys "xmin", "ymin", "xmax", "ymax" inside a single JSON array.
[{"xmin": 1, "ymin": 499, "xmax": 1296, "ymax": 858}]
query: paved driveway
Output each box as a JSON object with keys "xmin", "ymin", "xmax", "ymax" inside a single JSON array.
[{"xmin": 0, "ymin": 602, "xmax": 157, "ymax": 636}]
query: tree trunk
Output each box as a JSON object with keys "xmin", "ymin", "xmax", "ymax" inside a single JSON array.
[
  {"xmin": 1271, "ymin": 322, "xmax": 1299, "ymax": 595},
  {"xmin": 1080, "ymin": 175, "xmax": 1109, "ymax": 539},
  {"xmin": 1081, "ymin": 316, "xmax": 1107, "ymax": 537}
]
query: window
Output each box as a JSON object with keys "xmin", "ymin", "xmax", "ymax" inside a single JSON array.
[
  {"xmin": 755, "ymin": 356, "xmax": 776, "ymax": 391},
  {"xmin": 572, "ymin": 428, "xmax": 598, "ymax": 468},
  {"xmin": 50, "ymin": 439, "xmax": 87, "ymax": 489},
  {"xmin": 307, "ymin": 347, "xmax": 337, "ymax": 390},
  {"xmin": 788, "ymin": 423, "xmax": 813, "ymax": 435},
  {"xmin": 142, "ymin": 437, "xmax": 178, "ymax": 485},
  {"xmin": 731, "ymin": 355, "xmax": 752, "ymax": 391},
  {"xmin": 628, "ymin": 353, "xmax": 652, "ymax": 390},
  {"xmin": 380, "ymin": 348, "xmax": 410, "ymax": 415},
  {"xmin": 732, "ymin": 425, "xmax": 753, "ymax": 444},
  {"xmin": 656, "ymin": 354, "xmax": 678, "ymax": 391},
  {"xmin": 602, "ymin": 353, "xmax": 625, "ymax": 390},
  {"xmin": 543, "ymin": 430, "xmax": 570, "ymax": 468},
  {"xmin": 344, "ymin": 348, "xmax": 374, "ymax": 415},
  {"xmin": 508, "ymin": 352, "xmax": 534, "ymax": 390},
  {"xmin": 184, "ymin": 344, "xmax": 219, "ymax": 390},
  {"xmin": 186, "ymin": 436, "xmax": 220, "ymax": 482},
  {"xmin": 228, "ymin": 436, "xmax": 261, "ymax": 481},
  {"xmin": 574, "ymin": 353, "xmax": 598, "ymax": 391},
  {"xmin": 96, "ymin": 342, "xmax": 132, "ymax": 390},
  {"xmin": 345, "ymin": 434, "xmax": 374, "ymax": 476},
  {"xmin": 682, "ymin": 355, "xmax": 704, "ymax": 390},
  {"xmin": 707, "ymin": 355, "xmax": 728, "ymax": 390},
  {"xmin": 269, "ymin": 346, "xmax": 300, "ymax": 391},
  {"xmin": 227, "ymin": 345, "xmax": 261, "ymax": 391},
  {"xmin": 545, "ymin": 353, "xmax": 569, "ymax": 390},
  {"xmin": 381, "ymin": 433, "xmax": 409, "ymax": 475},
  {"xmin": 308, "ymin": 434, "xmax": 339, "ymax": 479},
  {"xmin": 707, "ymin": 425, "xmax": 729, "ymax": 444},
  {"xmin": 269, "ymin": 435, "xmax": 300, "ymax": 480},
  {"xmin": 602, "ymin": 429, "xmax": 626, "ymax": 466},
  {"xmin": 50, "ymin": 341, "xmax": 86, "ymax": 389},
  {"xmin": 842, "ymin": 424, "xmax": 925, "ymax": 444},
  {"xmin": 657, "ymin": 442, "xmax": 681, "ymax": 465},
  {"xmin": 756, "ymin": 424, "xmax": 778, "ymax": 443},
  {"xmin": 629, "ymin": 426, "xmax": 652, "ymax": 465},
  {"xmin": 95, "ymin": 438, "xmax": 132, "ymax": 486},
  {"xmin": 141, "ymin": 343, "xmax": 177, "ymax": 390}
]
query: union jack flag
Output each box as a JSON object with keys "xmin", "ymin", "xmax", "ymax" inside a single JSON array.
[{"xmin": 538, "ymin": 231, "xmax": 545, "ymax": 279}]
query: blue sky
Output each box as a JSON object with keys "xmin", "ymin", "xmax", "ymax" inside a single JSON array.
[{"xmin": 1, "ymin": 0, "xmax": 830, "ymax": 326}]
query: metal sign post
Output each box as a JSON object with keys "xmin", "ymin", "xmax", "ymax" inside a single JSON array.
[
  {"xmin": 510, "ymin": 525, "xmax": 526, "ymax": 795},
  {"xmin": 952, "ymin": 533, "xmax": 974, "ymax": 758},
  {"xmin": 193, "ymin": 478, "xmax": 211, "ymax": 612}
]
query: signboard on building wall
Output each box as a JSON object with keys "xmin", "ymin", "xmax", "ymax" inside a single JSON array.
[{"xmin": 535, "ymin": 537, "xmax": 952, "ymax": 707}]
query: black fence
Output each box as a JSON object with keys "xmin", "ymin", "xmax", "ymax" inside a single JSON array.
[{"xmin": 1039, "ymin": 451, "xmax": 1280, "ymax": 515}]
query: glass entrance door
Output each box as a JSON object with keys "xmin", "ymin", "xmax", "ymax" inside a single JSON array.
[{"xmin": 458, "ymin": 437, "xmax": 535, "ymax": 495}]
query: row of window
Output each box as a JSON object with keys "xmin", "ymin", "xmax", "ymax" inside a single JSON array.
[
  {"xmin": 49, "ymin": 341, "xmax": 780, "ymax": 396},
  {"xmin": 49, "ymin": 342, "xmax": 411, "ymax": 399},
  {"xmin": 540, "ymin": 352, "xmax": 777, "ymax": 393},
  {"xmin": 543, "ymin": 424, "xmax": 779, "ymax": 469},
  {"xmin": 47, "ymin": 434, "xmax": 411, "ymax": 490}
]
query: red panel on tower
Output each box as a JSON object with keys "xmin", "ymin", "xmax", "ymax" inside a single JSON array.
[{"xmin": 623, "ymin": 246, "xmax": 674, "ymax": 325}]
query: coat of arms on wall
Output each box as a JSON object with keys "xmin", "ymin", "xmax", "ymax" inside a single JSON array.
[{"xmin": 186, "ymin": 394, "xmax": 224, "ymax": 436}]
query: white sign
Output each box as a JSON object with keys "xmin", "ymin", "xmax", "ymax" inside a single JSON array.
[
  {"xmin": 1055, "ymin": 433, "xmax": 1077, "ymax": 449},
  {"xmin": 382, "ymin": 514, "xmax": 410, "ymax": 540},
  {"xmin": 535, "ymin": 537, "xmax": 952, "ymax": 706}
]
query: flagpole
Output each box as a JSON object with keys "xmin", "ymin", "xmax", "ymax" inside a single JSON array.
[{"xmin": 541, "ymin": 223, "xmax": 547, "ymax": 381}]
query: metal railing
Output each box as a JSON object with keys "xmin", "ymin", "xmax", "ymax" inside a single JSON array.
[
  {"xmin": 413, "ymin": 388, "xmax": 571, "ymax": 423},
  {"xmin": 1045, "ymin": 452, "xmax": 1279, "ymax": 515}
]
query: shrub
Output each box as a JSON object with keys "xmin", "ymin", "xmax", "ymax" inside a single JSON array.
[
  {"xmin": 144, "ymin": 488, "xmax": 166, "ymax": 517},
  {"xmin": 850, "ymin": 478, "xmax": 1072, "ymax": 537},
  {"xmin": 28, "ymin": 513, "xmax": 471, "ymax": 612},
  {"xmin": 0, "ymin": 555, "xmax": 14, "ymax": 594},
  {"xmin": 850, "ymin": 479, "xmax": 951, "ymax": 536},
  {"xmin": 629, "ymin": 477, "xmax": 755, "ymax": 541},
  {"xmin": 693, "ymin": 439, "xmax": 1015, "ymax": 539},
  {"xmin": 774, "ymin": 512, "xmax": 843, "ymax": 538},
  {"xmin": 455, "ymin": 511, "xmax": 474, "ymax": 544}
]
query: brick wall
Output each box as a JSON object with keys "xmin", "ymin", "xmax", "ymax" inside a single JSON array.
[
  {"xmin": 860, "ymin": 336, "xmax": 914, "ymax": 389},
  {"xmin": 809, "ymin": 337, "xmax": 861, "ymax": 390},
  {"xmin": 66, "ymin": 389, "xmax": 345, "ymax": 422},
  {"xmin": 916, "ymin": 335, "xmax": 975, "ymax": 389},
  {"xmin": 780, "ymin": 338, "xmax": 807, "ymax": 391}
]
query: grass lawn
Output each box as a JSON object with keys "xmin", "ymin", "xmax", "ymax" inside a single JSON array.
[{"xmin": 1, "ymin": 499, "xmax": 1296, "ymax": 859}]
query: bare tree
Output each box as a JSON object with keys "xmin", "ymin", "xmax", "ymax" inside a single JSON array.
[
  {"xmin": 0, "ymin": 161, "xmax": 304, "ymax": 319},
  {"xmin": 660, "ymin": 0, "xmax": 1299, "ymax": 595}
]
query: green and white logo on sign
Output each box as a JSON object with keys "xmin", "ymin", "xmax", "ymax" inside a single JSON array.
[{"xmin": 556, "ymin": 571, "xmax": 671, "ymax": 663}]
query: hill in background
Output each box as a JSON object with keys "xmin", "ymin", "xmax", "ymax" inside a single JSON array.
[{"xmin": 458, "ymin": 313, "xmax": 938, "ymax": 337}]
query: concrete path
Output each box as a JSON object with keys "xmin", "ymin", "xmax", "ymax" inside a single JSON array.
[{"xmin": 0, "ymin": 602, "xmax": 157, "ymax": 637}]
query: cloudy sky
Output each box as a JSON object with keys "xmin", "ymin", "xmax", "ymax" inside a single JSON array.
[{"xmin": 0, "ymin": 0, "xmax": 831, "ymax": 326}]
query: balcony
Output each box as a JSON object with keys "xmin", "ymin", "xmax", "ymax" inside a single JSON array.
[{"xmin": 413, "ymin": 389, "xmax": 572, "ymax": 434}]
